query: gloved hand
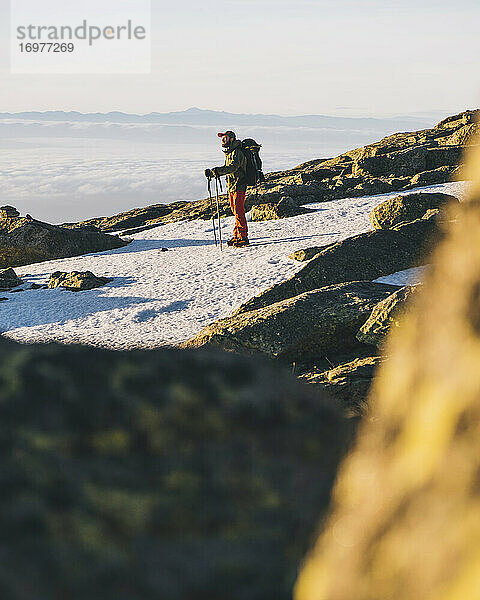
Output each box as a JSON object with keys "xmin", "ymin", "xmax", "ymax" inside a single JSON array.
[{"xmin": 205, "ymin": 168, "xmax": 214, "ymax": 179}]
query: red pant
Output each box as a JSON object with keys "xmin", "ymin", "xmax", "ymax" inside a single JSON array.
[{"xmin": 229, "ymin": 190, "xmax": 248, "ymax": 239}]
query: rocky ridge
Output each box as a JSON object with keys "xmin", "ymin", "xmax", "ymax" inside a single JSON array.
[{"xmin": 64, "ymin": 110, "xmax": 478, "ymax": 234}]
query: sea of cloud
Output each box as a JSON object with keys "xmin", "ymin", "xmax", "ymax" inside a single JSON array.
[{"xmin": 0, "ymin": 119, "xmax": 404, "ymax": 223}]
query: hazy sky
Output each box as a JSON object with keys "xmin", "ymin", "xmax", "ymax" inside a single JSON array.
[{"xmin": 1, "ymin": 0, "xmax": 479, "ymax": 116}]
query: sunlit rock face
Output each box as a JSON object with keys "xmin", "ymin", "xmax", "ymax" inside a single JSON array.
[{"xmin": 295, "ymin": 128, "xmax": 480, "ymax": 600}]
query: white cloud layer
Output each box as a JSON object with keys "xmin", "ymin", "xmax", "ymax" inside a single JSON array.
[{"xmin": 0, "ymin": 117, "xmax": 436, "ymax": 222}]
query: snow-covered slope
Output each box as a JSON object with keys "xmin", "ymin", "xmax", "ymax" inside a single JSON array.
[{"xmin": 0, "ymin": 182, "xmax": 468, "ymax": 350}]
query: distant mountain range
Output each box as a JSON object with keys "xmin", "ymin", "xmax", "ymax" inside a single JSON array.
[{"xmin": 0, "ymin": 106, "xmax": 450, "ymax": 132}]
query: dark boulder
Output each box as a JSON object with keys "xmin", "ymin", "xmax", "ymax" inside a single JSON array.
[
  {"xmin": 0, "ymin": 213, "xmax": 128, "ymax": 269},
  {"xmin": 353, "ymin": 145, "xmax": 464, "ymax": 180},
  {"xmin": 0, "ymin": 206, "xmax": 20, "ymax": 218},
  {"xmin": 237, "ymin": 214, "xmax": 441, "ymax": 315},
  {"xmin": 409, "ymin": 165, "xmax": 456, "ymax": 186},
  {"xmin": 353, "ymin": 146, "xmax": 429, "ymax": 178},
  {"xmin": 351, "ymin": 178, "xmax": 395, "ymax": 196},
  {"xmin": 0, "ymin": 267, "xmax": 23, "ymax": 291},
  {"xmin": 183, "ymin": 281, "xmax": 398, "ymax": 361}
]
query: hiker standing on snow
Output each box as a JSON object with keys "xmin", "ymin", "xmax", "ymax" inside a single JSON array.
[{"xmin": 205, "ymin": 131, "xmax": 249, "ymax": 247}]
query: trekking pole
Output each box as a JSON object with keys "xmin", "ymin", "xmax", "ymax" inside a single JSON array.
[
  {"xmin": 207, "ymin": 177, "xmax": 218, "ymax": 247},
  {"xmin": 214, "ymin": 176, "xmax": 223, "ymax": 251}
]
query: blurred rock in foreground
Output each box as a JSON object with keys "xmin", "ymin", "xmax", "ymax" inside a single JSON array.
[
  {"xmin": 0, "ymin": 339, "xmax": 353, "ymax": 600},
  {"xmin": 295, "ymin": 131, "xmax": 480, "ymax": 600}
]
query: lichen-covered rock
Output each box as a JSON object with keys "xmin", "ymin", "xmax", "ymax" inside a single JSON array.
[
  {"xmin": 353, "ymin": 146, "xmax": 429, "ymax": 178},
  {"xmin": 0, "ymin": 213, "xmax": 128, "ymax": 269},
  {"xmin": 250, "ymin": 203, "xmax": 278, "ymax": 221},
  {"xmin": 237, "ymin": 214, "xmax": 441, "ymax": 315},
  {"xmin": 0, "ymin": 339, "xmax": 353, "ymax": 600},
  {"xmin": 251, "ymin": 196, "xmax": 313, "ymax": 221},
  {"xmin": 295, "ymin": 130, "xmax": 480, "ymax": 600},
  {"xmin": 356, "ymin": 285, "xmax": 417, "ymax": 346},
  {"xmin": 409, "ymin": 165, "xmax": 456, "ymax": 186},
  {"xmin": 352, "ymin": 146, "xmax": 464, "ymax": 180},
  {"xmin": 369, "ymin": 192, "xmax": 459, "ymax": 230},
  {"xmin": 301, "ymin": 355, "xmax": 383, "ymax": 416},
  {"xmin": 183, "ymin": 281, "xmax": 398, "ymax": 361},
  {"xmin": 62, "ymin": 203, "xmax": 181, "ymax": 232},
  {"xmin": 351, "ymin": 177, "xmax": 395, "ymax": 196},
  {"xmin": 289, "ymin": 244, "xmax": 332, "ymax": 262},
  {"xmin": 48, "ymin": 270, "xmax": 112, "ymax": 291},
  {"xmin": 0, "ymin": 267, "xmax": 23, "ymax": 291}
]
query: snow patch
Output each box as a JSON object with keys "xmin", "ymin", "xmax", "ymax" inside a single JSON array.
[
  {"xmin": 0, "ymin": 181, "xmax": 468, "ymax": 349},
  {"xmin": 374, "ymin": 266, "xmax": 428, "ymax": 287}
]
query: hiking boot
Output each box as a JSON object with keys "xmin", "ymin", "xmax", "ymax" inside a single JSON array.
[
  {"xmin": 227, "ymin": 237, "xmax": 238, "ymax": 247},
  {"xmin": 232, "ymin": 237, "xmax": 250, "ymax": 247}
]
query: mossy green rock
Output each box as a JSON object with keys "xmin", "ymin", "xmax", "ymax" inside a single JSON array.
[
  {"xmin": 251, "ymin": 196, "xmax": 313, "ymax": 221},
  {"xmin": 48, "ymin": 271, "xmax": 112, "ymax": 291},
  {"xmin": 183, "ymin": 282, "xmax": 398, "ymax": 361},
  {"xmin": 369, "ymin": 192, "xmax": 459, "ymax": 230},
  {"xmin": 0, "ymin": 339, "xmax": 353, "ymax": 600},
  {"xmin": 289, "ymin": 244, "xmax": 333, "ymax": 262},
  {"xmin": 357, "ymin": 285, "xmax": 417, "ymax": 346},
  {"xmin": 409, "ymin": 165, "xmax": 456, "ymax": 186}
]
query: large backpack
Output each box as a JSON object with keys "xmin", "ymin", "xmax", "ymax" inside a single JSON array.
[{"xmin": 240, "ymin": 139, "xmax": 266, "ymax": 187}]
